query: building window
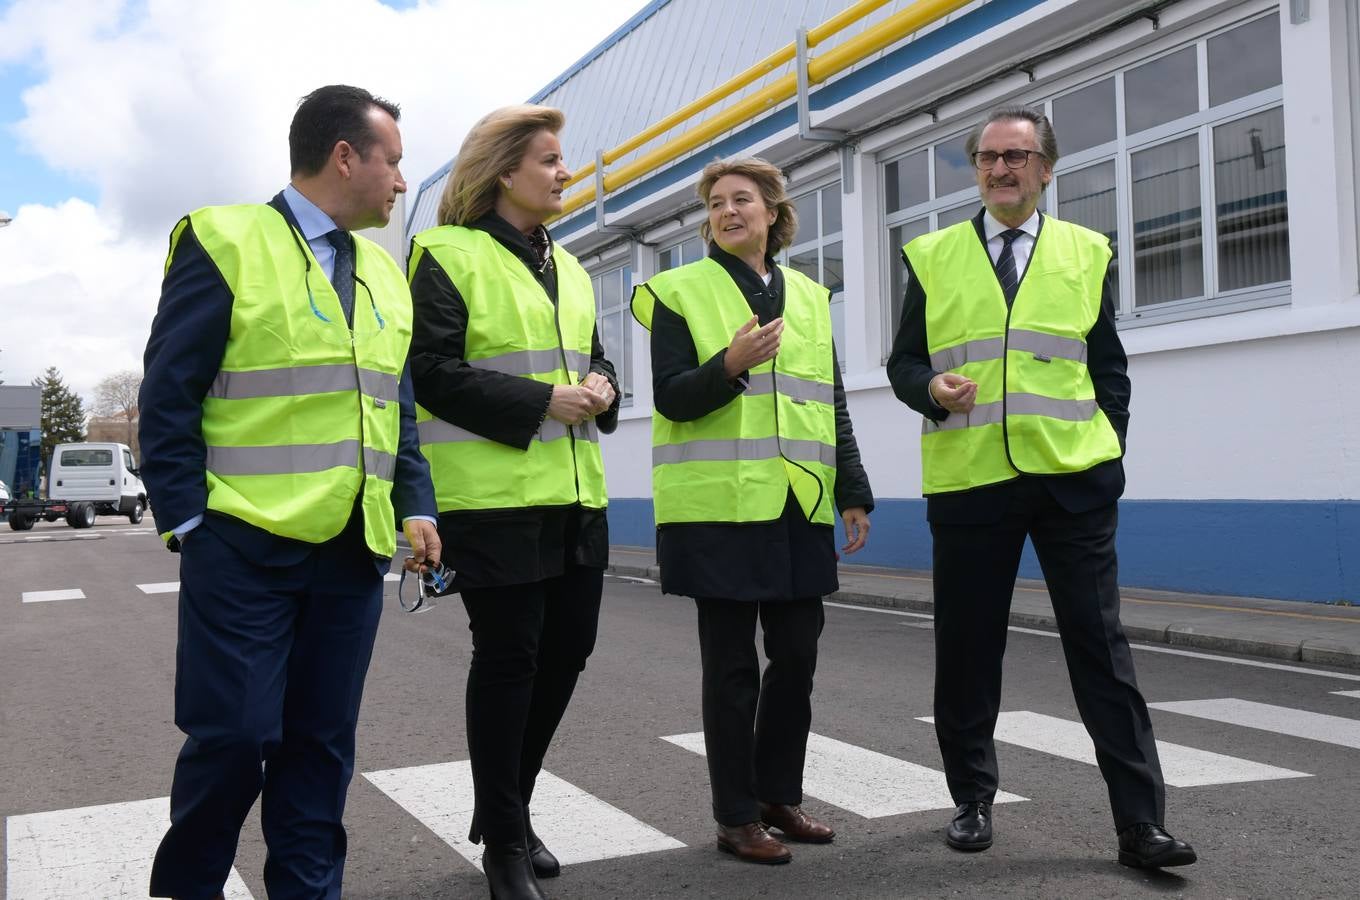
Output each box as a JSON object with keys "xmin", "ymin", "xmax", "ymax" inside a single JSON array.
[
  {"xmin": 882, "ymin": 9, "xmax": 1288, "ymax": 346},
  {"xmin": 780, "ymin": 182, "xmax": 845, "ymax": 365},
  {"xmin": 657, "ymin": 235, "xmax": 704, "ymax": 271},
  {"xmin": 881, "ymin": 135, "xmax": 986, "ymax": 357},
  {"xmin": 590, "ymin": 263, "xmax": 633, "ymax": 406}
]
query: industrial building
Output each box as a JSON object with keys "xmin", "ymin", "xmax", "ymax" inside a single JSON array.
[{"xmin": 407, "ymin": 0, "xmax": 1359, "ymax": 603}]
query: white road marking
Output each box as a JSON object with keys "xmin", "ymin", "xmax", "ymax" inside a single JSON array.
[
  {"xmin": 21, "ymin": 589, "xmax": 85, "ymax": 603},
  {"xmin": 1333, "ymin": 690, "xmax": 1360, "ymax": 699},
  {"xmin": 826, "ymin": 600, "xmax": 1360, "ymax": 682},
  {"xmin": 826, "ymin": 601, "xmax": 932, "ymax": 620},
  {"xmin": 363, "ymin": 761, "xmax": 684, "ymax": 870},
  {"xmin": 5, "ymin": 797, "xmax": 254, "ymax": 899},
  {"xmin": 608, "ymin": 575, "xmax": 658, "ymax": 585},
  {"xmin": 661, "ymin": 731, "xmax": 1026, "ymax": 817},
  {"xmin": 137, "ymin": 582, "xmax": 180, "ymax": 595},
  {"xmin": 1149, "ymin": 699, "xmax": 1360, "ymax": 750},
  {"xmin": 383, "ymin": 573, "xmax": 401, "ymax": 582},
  {"xmin": 917, "ymin": 711, "xmax": 1309, "ymax": 786}
]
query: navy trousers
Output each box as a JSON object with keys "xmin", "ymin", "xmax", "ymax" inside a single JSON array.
[{"xmin": 149, "ymin": 520, "xmax": 384, "ymax": 900}]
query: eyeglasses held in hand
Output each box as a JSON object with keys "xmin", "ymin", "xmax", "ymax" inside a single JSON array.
[{"xmin": 397, "ymin": 560, "xmax": 453, "ymax": 613}]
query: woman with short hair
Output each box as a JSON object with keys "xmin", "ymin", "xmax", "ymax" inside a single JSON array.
[
  {"xmin": 409, "ymin": 104, "xmax": 618, "ymax": 900},
  {"xmin": 632, "ymin": 157, "xmax": 873, "ymax": 865}
]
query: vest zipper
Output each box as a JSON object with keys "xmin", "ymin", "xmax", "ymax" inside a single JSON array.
[{"xmin": 546, "ymin": 259, "xmax": 583, "ymax": 504}]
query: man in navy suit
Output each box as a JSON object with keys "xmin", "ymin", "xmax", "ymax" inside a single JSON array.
[
  {"xmin": 887, "ymin": 106, "xmax": 1194, "ymax": 869},
  {"xmin": 139, "ymin": 85, "xmax": 440, "ymax": 899}
]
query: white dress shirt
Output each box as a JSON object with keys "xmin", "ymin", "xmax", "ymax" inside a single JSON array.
[{"xmin": 982, "ymin": 209, "xmax": 1041, "ymax": 280}]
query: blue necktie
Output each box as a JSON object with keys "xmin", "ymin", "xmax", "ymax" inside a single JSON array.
[
  {"xmin": 995, "ymin": 228, "xmax": 1025, "ymax": 304},
  {"xmin": 325, "ymin": 229, "xmax": 355, "ymax": 326}
]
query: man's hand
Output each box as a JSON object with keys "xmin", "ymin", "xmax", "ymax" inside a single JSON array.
[
  {"xmin": 841, "ymin": 507, "xmax": 870, "ymax": 555},
  {"xmin": 928, "ymin": 373, "xmax": 978, "ymax": 414},
  {"xmin": 402, "ymin": 519, "xmax": 442, "ymax": 573}
]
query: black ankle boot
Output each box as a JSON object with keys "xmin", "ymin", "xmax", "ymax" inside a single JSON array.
[
  {"xmin": 482, "ymin": 842, "xmax": 545, "ymax": 900},
  {"xmin": 524, "ymin": 815, "xmax": 561, "ymax": 879}
]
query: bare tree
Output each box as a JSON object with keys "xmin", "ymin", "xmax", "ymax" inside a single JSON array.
[{"xmin": 94, "ymin": 369, "xmax": 143, "ymax": 450}]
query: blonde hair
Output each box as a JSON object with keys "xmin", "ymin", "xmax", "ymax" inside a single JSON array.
[
  {"xmin": 437, "ymin": 104, "xmax": 566, "ymax": 226},
  {"xmin": 696, "ymin": 157, "xmax": 798, "ymax": 255}
]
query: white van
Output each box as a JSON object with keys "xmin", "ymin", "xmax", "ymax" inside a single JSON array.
[{"xmin": 49, "ymin": 442, "xmax": 148, "ymax": 524}]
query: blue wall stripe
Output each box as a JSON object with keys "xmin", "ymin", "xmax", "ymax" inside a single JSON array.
[{"xmin": 604, "ymin": 497, "xmax": 1360, "ymax": 604}]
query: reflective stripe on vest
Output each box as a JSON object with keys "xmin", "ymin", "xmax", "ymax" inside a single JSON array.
[
  {"xmin": 409, "ymin": 225, "xmax": 607, "ymax": 513},
  {"xmin": 182, "ymin": 203, "xmax": 412, "ymax": 556},
  {"xmin": 904, "ymin": 215, "xmax": 1122, "ymax": 495},
  {"xmin": 632, "ymin": 257, "xmax": 837, "ymax": 526}
]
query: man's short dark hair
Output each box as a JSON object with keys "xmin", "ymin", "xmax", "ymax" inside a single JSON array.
[
  {"xmin": 965, "ymin": 105, "xmax": 1060, "ymax": 166},
  {"xmin": 289, "ymin": 85, "xmax": 401, "ymax": 177}
]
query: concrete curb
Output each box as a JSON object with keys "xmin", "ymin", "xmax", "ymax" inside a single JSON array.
[{"xmin": 606, "ymin": 561, "xmax": 1360, "ymax": 671}]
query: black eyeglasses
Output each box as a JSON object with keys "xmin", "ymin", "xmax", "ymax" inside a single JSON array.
[
  {"xmin": 971, "ymin": 149, "xmax": 1045, "ymax": 171},
  {"xmin": 398, "ymin": 561, "xmax": 453, "ymax": 613}
]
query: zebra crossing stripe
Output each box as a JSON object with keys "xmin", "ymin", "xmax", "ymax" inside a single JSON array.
[
  {"xmin": 21, "ymin": 589, "xmax": 85, "ymax": 603},
  {"xmin": 1333, "ymin": 691, "xmax": 1360, "ymax": 699},
  {"xmin": 5, "ymin": 797, "xmax": 254, "ymax": 899},
  {"xmin": 363, "ymin": 761, "xmax": 684, "ymax": 869},
  {"xmin": 383, "ymin": 573, "xmax": 401, "ymax": 582},
  {"xmin": 137, "ymin": 582, "xmax": 180, "ymax": 594},
  {"xmin": 1149, "ymin": 698, "xmax": 1360, "ymax": 750},
  {"xmin": 917, "ymin": 711, "xmax": 1310, "ymax": 786},
  {"xmin": 661, "ymin": 731, "xmax": 1026, "ymax": 817}
]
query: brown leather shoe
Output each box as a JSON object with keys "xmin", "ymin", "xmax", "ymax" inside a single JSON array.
[
  {"xmin": 759, "ymin": 802, "xmax": 835, "ymax": 843},
  {"xmin": 716, "ymin": 822, "xmax": 793, "ymax": 864}
]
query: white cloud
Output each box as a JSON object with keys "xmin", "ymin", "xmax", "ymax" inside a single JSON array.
[{"xmin": 0, "ymin": 0, "xmax": 644, "ymax": 398}]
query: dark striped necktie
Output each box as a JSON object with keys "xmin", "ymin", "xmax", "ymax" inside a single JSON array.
[
  {"xmin": 325, "ymin": 229, "xmax": 355, "ymax": 326},
  {"xmin": 994, "ymin": 228, "xmax": 1026, "ymax": 304}
]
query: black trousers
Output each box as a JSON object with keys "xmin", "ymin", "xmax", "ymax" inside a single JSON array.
[
  {"xmin": 150, "ymin": 518, "xmax": 382, "ymax": 900},
  {"xmin": 930, "ymin": 479, "xmax": 1165, "ymax": 831},
  {"xmin": 694, "ymin": 596, "xmax": 825, "ymax": 826},
  {"xmin": 461, "ymin": 565, "xmax": 602, "ymax": 845}
]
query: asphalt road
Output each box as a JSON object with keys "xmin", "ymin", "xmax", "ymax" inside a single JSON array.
[{"xmin": 3, "ymin": 518, "xmax": 1359, "ymax": 899}]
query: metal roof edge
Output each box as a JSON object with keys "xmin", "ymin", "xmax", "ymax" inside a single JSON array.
[{"xmin": 527, "ymin": 0, "xmax": 675, "ymax": 103}]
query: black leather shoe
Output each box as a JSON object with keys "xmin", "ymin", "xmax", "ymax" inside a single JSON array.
[
  {"xmin": 524, "ymin": 817, "xmax": 561, "ymax": 879},
  {"xmin": 482, "ymin": 842, "xmax": 546, "ymax": 900},
  {"xmin": 1117, "ymin": 823, "xmax": 1197, "ymax": 869},
  {"xmin": 946, "ymin": 801, "xmax": 992, "ymax": 851}
]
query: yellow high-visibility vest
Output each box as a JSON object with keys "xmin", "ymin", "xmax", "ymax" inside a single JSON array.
[
  {"xmin": 633, "ymin": 258, "xmax": 837, "ymax": 526},
  {"xmin": 173, "ymin": 203, "xmax": 411, "ymax": 557},
  {"xmin": 410, "ymin": 225, "xmax": 607, "ymax": 512},
  {"xmin": 904, "ymin": 215, "xmax": 1123, "ymax": 495}
]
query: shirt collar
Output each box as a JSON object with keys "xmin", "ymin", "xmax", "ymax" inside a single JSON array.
[
  {"xmin": 283, "ymin": 184, "xmax": 340, "ymax": 242},
  {"xmin": 982, "ymin": 208, "xmax": 1041, "ymax": 242}
]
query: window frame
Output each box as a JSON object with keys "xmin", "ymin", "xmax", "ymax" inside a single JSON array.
[
  {"xmin": 877, "ymin": 8, "xmax": 1290, "ymax": 350},
  {"xmin": 588, "ymin": 261, "xmax": 635, "ymax": 408},
  {"xmin": 779, "ymin": 178, "xmax": 847, "ymax": 369}
]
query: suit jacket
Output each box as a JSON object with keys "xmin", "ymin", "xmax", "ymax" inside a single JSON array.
[
  {"xmin": 885, "ymin": 210, "xmax": 1130, "ymax": 525},
  {"xmin": 138, "ymin": 192, "xmax": 436, "ymax": 568}
]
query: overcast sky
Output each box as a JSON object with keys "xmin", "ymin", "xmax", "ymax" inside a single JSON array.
[{"xmin": 0, "ymin": 0, "xmax": 647, "ymax": 400}]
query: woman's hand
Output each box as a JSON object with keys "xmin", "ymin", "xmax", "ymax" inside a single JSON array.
[
  {"xmin": 547, "ymin": 385, "xmax": 600, "ymax": 425},
  {"xmin": 841, "ymin": 507, "xmax": 870, "ymax": 555},
  {"xmin": 579, "ymin": 372, "xmax": 616, "ymax": 414},
  {"xmin": 723, "ymin": 315, "xmax": 784, "ymax": 379}
]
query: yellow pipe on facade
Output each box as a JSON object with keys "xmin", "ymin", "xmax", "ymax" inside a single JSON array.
[
  {"xmin": 811, "ymin": 0, "xmax": 973, "ymax": 82},
  {"xmin": 557, "ymin": 0, "xmax": 974, "ymax": 218}
]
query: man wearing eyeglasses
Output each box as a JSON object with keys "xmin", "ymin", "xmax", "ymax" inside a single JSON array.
[
  {"xmin": 887, "ymin": 106, "xmax": 1195, "ymax": 870},
  {"xmin": 139, "ymin": 85, "xmax": 440, "ymax": 900}
]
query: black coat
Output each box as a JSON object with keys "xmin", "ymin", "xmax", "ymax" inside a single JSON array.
[
  {"xmin": 647, "ymin": 243, "xmax": 874, "ymax": 602},
  {"xmin": 408, "ymin": 213, "xmax": 620, "ymax": 589},
  {"xmin": 885, "ymin": 210, "xmax": 1130, "ymax": 525}
]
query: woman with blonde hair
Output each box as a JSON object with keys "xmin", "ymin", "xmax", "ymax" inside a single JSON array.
[
  {"xmin": 408, "ymin": 105, "xmax": 618, "ymax": 900},
  {"xmin": 632, "ymin": 157, "xmax": 873, "ymax": 864}
]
